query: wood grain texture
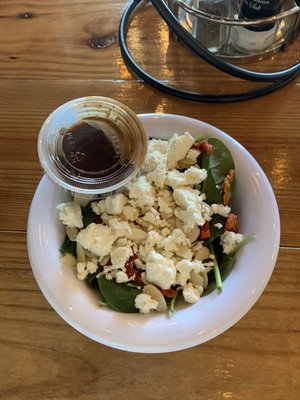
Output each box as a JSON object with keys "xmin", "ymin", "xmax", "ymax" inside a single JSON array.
[
  {"xmin": 0, "ymin": 1, "xmax": 299, "ymax": 399},
  {"xmin": 0, "ymin": 0, "xmax": 299, "ymax": 92},
  {"xmin": 0, "ymin": 79, "xmax": 299, "ymax": 245},
  {"xmin": 0, "ymin": 232, "xmax": 299, "ymax": 400}
]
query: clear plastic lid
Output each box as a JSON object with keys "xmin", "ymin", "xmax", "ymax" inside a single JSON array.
[{"xmin": 38, "ymin": 97, "xmax": 148, "ymax": 196}]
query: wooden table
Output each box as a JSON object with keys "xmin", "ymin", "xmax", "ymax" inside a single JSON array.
[{"xmin": 0, "ymin": 1, "xmax": 299, "ymax": 398}]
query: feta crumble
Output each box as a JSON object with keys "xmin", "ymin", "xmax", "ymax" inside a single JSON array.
[
  {"xmin": 220, "ymin": 231, "xmax": 244, "ymax": 254},
  {"xmin": 76, "ymin": 223, "xmax": 115, "ymax": 257},
  {"xmin": 77, "ymin": 261, "xmax": 98, "ymax": 280},
  {"xmin": 211, "ymin": 204, "xmax": 231, "ymax": 218},
  {"xmin": 57, "ymin": 201, "xmax": 83, "ymax": 229},
  {"xmin": 167, "ymin": 132, "xmax": 195, "ymax": 169},
  {"xmin": 135, "ymin": 293, "xmax": 158, "ymax": 314},
  {"xmin": 115, "ymin": 271, "xmax": 130, "ymax": 283},
  {"xmin": 146, "ymin": 251, "xmax": 176, "ymax": 290}
]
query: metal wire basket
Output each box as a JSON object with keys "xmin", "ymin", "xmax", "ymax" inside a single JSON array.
[{"xmin": 169, "ymin": 0, "xmax": 300, "ymax": 61}]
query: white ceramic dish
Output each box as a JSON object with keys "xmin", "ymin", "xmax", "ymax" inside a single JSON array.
[{"xmin": 27, "ymin": 113, "xmax": 280, "ymax": 353}]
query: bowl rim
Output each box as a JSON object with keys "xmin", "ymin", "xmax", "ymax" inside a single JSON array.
[{"xmin": 27, "ymin": 112, "xmax": 280, "ymax": 353}]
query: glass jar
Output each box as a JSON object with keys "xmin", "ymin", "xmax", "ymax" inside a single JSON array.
[
  {"xmin": 191, "ymin": 0, "xmax": 232, "ymax": 52},
  {"xmin": 38, "ymin": 96, "xmax": 148, "ymax": 200},
  {"xmin": 230, "ymin": 0, "xmax": 284, "ymax": 54}
]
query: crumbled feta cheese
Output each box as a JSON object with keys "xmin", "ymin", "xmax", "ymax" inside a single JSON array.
[
  {"xmin": 167, "ymin": 132, "xmax": 195, "ymax": 169},
  {"xmin": 144, "ymin": 147, "xmax": 168, "ymax": 189},
  {"xmin": 76, "ymin": 223, "xmax": 115, "ymax": 257},
  {"xmin": 182, "ymin": 282, "xmax": 201, "ymax": 304},
  {"xmin": 110, "ymin": 246, "xmax": 132, "ymax": 270},
  {"xmin": 173, "ymin": 187, "xmax": 201, "ymax": 209},
  {"xmin": 77, "ymin": 261, "xmax": 97, "ymax": 280},
  {"xmin": 157, "ymin": 189, "xmax": 175, "ymax": 217},
  {"xmin": 163, "ymin": 228, "xmax": 190, "ymax": 253},
  {"xmin": 135, "ymin": 293, "xmax": 158, "ymax": 314},
  {"xmin": 91, "ymin": 199, "xmax": 106, "ymax": 215},
  {"xmin": 148, "ymin": 159, "xmax": 168, "ymax": 189},
  {"xmin": 175, "ymin": 206, "xmax": 210, "ymax": 233},
  {"xmin": 115, "ymin": 271, "xmax": 130, "ymax": 283},
  {"xmin": 173, "ymin": 187, "xmax": 211, "ymax": 232},
  {"xmin": 220, "ymin": 231, "xmax": 244, "ymax": 254},
  {"xmin": 86, "ymin": 261, "xmax": 98, "ymax": 274},
  {"xmin": 134, "ymin": 258, "xmax": 145, "ymax": 270},
  {"xmin": 148, "ymin": 138, "xmax": 169, "ymax": 154},
  {"xmin": 175, "ymin": 259, "xmax": 205, "ymax": 286},
  {"xmin": 211, "ymin": 204, "xmax": 231, "ymax": 218},
  {"xmin": 166, "ymin": 166, "xmax": 207, "ymax": 189},
  {"xmin": 77, "ymin": 262, "xmax": 89, "ymax": 280},
  {"xmin": 138, "ymin": 243, "xmax": 155, "ymax": 263},
  {"xmin": 214, "ymin": 223, "xmax": 223, "ymax": 230},
  {"xmin": 163, "ymin": 235, "xmax": 178, "ymax": 254},
  {"xmin": 123, "ymin": 205, "xmax": 139, "ymax": 221},
  {"xmin": 107, "ymin": 218, "xmax": 132, "ymax": 238},
  {"xmin": 127, "ymin": 175, "xmax": 155, "ymax": 208},
  {"xmin": 104, "ymin": 193, "xmax": 128, "ymax": 215},
  {"xmin": 185, "ymin": 148, "xmax": 201, "ymax": 163},
  {"xmin": 147, "ymin": 231, "xmax": 164, "ymax": 248},
  {"xmin": 142, "ymin": 209, "xmax": 162, "ymax": 226},
  {"xmin": 145, "ymin": 251, "xmax": 176, "ymax": 290},
  {"xmin": 57, "ymin": 201, "xmax": 83, "ymax": 228},
  {"xmin": 144, "ymin": 149, "xmax": 164, "ymax": 172}
]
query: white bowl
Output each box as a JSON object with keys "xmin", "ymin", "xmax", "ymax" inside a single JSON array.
[{"xmin": 27, "ymin": 113, "xmax": 280, "ymax": 353}]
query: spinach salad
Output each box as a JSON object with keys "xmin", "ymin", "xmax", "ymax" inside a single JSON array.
[{"xmin": 59, "ymin": 133, "xmax": 253, "ymax": 313}]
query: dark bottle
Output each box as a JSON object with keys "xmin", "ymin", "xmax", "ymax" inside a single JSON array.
[{"xmin": 239, "ymin": 0, "xmax": 284, "ymax": 31}]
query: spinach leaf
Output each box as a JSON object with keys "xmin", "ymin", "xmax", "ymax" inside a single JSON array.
[
  {"xmin": 87, "ymin": 271, "xmax": 100, "ymax": 289},
  {"xmin": 204, "ymin": 214, "xmax": 225, "ymax": 245},
  {"xmin": 60, "ymin": 235, "xmax": 76, "ymax": 256},
  {"xmin": 209, "ymin": 238, "xmax": 224, "ymax": 264},
  {"xmin": 82, "ymin": 203, "xmax": 96, "ymax": 227},
  {"xmin": 202, "ymin": 234, "xmax": 254, "ymax": 296},
  {"xmin": 200, "ymin": 138, "xmax": 235, "ymax": 204},
  {"xmin": 98, "ymin": 275, "xmax": 142, "ymax": 313},
  {"xmin": 203, "ymin": 256, "xmax": 235, "ymax": 296}
]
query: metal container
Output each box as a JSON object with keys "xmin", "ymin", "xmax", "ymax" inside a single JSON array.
[{"xmin": 169, "ymin": 0, "xmax": 300, "ymax": 61}]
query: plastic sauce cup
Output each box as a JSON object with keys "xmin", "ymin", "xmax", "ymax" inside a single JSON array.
[{"xmin": 38, "ymin": 96, "xmax": 148, "ymax": 200}]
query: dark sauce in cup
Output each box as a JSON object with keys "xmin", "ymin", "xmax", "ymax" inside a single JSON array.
[{"xmin": 58, "ymin": 120, "xmax": 121, "ymax": 178}]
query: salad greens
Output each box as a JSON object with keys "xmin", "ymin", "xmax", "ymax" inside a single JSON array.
[
  {"xmin": 98, "ymin": 275, "xmax": 142, "ymax": 313},
  {"xmin": 197, "ymin": 138, "xmax": 252, "ymax": 296},
  {"xmin": 82, "ymin": 203, "xmax": 97, "ymax": 227},
  {"xmin": 200, "ymin": 138, "xmax": 235, "ymax": 204},
  {"xmin": 60, "ymin": 236, "xmax": 77, "ymax": 257},
  {"xmin": 203, "ymin": 233, "xmax": 254, "ymax": 296},
  {"xmin": 60, "ymin": 134, "xmax": 253, "ymax": 313}
]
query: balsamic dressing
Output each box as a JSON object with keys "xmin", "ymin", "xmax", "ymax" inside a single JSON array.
[{"xmin": 59, "ymin": 121, "xmax": 120, "ymax": 178}]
